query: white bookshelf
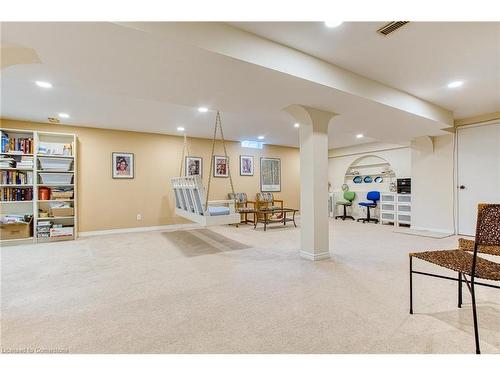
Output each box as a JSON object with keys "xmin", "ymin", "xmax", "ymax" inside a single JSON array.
[
  {"xmin": 0, "ymin": 128, "xmax": 36, "ymax": 244},
  {"xmin": 0, "ymin": 128, "xmax": 77, "ymax": 244}
]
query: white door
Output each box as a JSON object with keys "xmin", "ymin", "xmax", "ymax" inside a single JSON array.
[{"xmin": 457, "ymin": 123, "xmax": 500, "ymax": 235}]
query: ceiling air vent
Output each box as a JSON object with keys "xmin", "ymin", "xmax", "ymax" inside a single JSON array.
[{"xmin": 377, "ymin": 21, "xmax": 409, "ymax": 36}]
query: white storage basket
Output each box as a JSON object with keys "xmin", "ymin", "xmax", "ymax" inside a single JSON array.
[
  {"xmin": 39, "ymin": 172, "xmax": 73, "ymax": 185},
  {"xmin": 38, "ymin": 157, "xmax": 73, "ymax": 171}
]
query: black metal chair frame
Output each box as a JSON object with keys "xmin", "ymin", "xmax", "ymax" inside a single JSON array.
[
  {"xmin": 357, "ymin": 204, "xmax": 378, "ymax": 224},
  {"xmin": 335, "ymin": 203, "xmax": 355, "ymax": 221},
  {"xmin": 409, "ymin": 204, "xmax": 500, "ymax": 354}
]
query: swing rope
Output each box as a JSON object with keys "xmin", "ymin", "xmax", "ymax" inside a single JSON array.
[
  {"xmin": 205, "ymin": 110, "xmax": 235, "ymax": 210},
  {"xmin": 178, "ymin": 134, "xmax": 191, "ymax": 177}
]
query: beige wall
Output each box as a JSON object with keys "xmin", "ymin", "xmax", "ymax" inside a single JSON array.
[{"xmin": 1, "ymin": 119, "xmax": 300, "ymax": 232}]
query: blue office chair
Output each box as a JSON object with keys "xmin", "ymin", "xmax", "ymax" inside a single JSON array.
[{"xmin": 357, "ymin": 191, "xmax": 380, "ymax": 224}]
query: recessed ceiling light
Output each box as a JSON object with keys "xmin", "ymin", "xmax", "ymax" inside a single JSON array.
[
  {"xmin": 447, "ymin": 80, "xmax": 463, "ymax": 88},
  {"xmin": 177, "ymin": 126, "xmax": 185, "ymax": 132},
  {"xmin": 294, "ymin": 123, "xmax": 300, "ymax": 128},
  {"xmin": 35, "ymin": 81, "xmax": 52, "ymax": 88},
  {"xmin": 258, "ymin": 136, "xmax": 265, "ymax": 140},
  {"xmin": 198, "ymin": 107, "xmax": 208, "ymax": 113},
  {"xmin": 356, "ymin": 134, "xmax": 364, "ymax": 139},
  {"xmin": 324, "ymin": 21, "xmax": 343, "ymax": 28},
  {"xmin": 58, "ymin": 113, "xmax": 70, "ymax": 119}
]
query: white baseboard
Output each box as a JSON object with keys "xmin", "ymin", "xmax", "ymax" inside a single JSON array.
[
  {"xmin": 299, "ymin": 250, "xmax": 331, "ymax": 261},
  {"xmin": 79, "ymin": 223, "xmax": 201, "ymax": 237},
  {"xmin": 410, "ymin": 226, "xmax": 454, "ymax": 235}
]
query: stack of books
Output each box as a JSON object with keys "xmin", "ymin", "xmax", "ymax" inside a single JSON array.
[
  {"xmin": 16, "ymin": 156, "xmax": 34, "ymax": 169},
  {"xmin": 0, "ymin": 156, "xmax": 15, "ymax": 168},
  {"xmin": 49, "ymin": 224, "xmax": 73, "ymax": 238},
  {"xmin": 36, "ymin": 221, "xmax": 51, "ymax": 239}
]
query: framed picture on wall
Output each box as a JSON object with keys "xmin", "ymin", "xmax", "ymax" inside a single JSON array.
[
  {"xmin": 112, "ymin": 152, "xmax": 134, "ymax": 179},
  {"xmin": 185, "ymin": 156, "xmax": 203, "ymax": 177},
  {"xmin": 260, "ymin": 157, "xmax": 281, "ymax": 192},
  {"xmin": 213, "ymin": 155, "xmax": 229, "ymax": 178},
  {"xmin": 239, "ymin": 155, "xmax": 254, "ymax": 176}
]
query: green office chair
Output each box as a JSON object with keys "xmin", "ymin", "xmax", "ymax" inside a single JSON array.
[{"xmin": 335, "ymin": 191, "xmax": 356, "ymax": 220}]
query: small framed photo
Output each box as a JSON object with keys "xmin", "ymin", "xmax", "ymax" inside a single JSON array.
[
  {"xmin": 213, "ymin": 155, "xmax": 229, "ymax": 178},
  {"xmin": 112, "ymin": 152, "xmax": 134, "ymax": 179},
  {"xmin": 240, "ymin": 155, "xmax": 254, "ymax": 176},
  {"xmin": 185, "ymin": 156, "xmax": 203, "ymax": 177}
]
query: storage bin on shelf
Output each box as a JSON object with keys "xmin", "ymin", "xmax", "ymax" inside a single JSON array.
[
  {"xmin": 50, "ymin": 190, "xmax": 73, "ymax": 200},
  {"xmin": 50, "ymin": 207, "xmax": 74, "ymax": 217},
  {"xmin": 0, "ymin": 217, "xmax": 33, "ymax": 240},
  {"xmin": 39, "ymin": 172, "xmax": 73, "ymax": 185},
  {"xmin": 38, "ymin": 156, "xmax": 73, "ymax": 171},
  {"xmin": 38, "ymin": 187, "xmax": 51, "ymax": 200}
]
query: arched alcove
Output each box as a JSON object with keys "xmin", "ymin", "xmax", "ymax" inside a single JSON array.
[{"xmin": 344, "ymin": 154, "xmax": 396, "ymax": 191}]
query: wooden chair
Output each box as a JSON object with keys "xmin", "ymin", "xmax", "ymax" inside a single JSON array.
[
  {"xmin": 255, "ymin": 192, "xmax": 284, "ymax": 221},
  {"xmin": 228, "ymin": 192, "xmax": 255, "ymax": 224},
  {"xmin": 255, "ymin": 192, "xmax": 283, "ymax": 210},
  {"xmin": 409, "ymin": 204, "xmax": 500, "ymax": 354}
]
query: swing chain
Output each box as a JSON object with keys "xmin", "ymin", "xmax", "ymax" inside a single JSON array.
[
  {"xmin": 205, "ymin": 111, "xmax": 235, "ymax": 210},
  {"xmin": 179, "ymin": 134, "xmax": 191, "ymax": 177}
]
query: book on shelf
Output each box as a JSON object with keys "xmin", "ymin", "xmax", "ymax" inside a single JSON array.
[
  {"xmin": 1, "ymin": 187, "xmax": 33, "ymax": 201},
  {"xmin": 38, "ymin": 142, "xmax": 73, "ymax": 156},
  {"xmin": 0, "ymin": 155, "xmax": 34, "ymax": 169},
  {"xmin": 1, "ymin": 170, "xmax": 34, "ymax": 185},
  {"xmin": 0, "ymin": 156, "xmax": 15, "ymax": 168},
  {"xmin": 1, "ymin": 133, "xmax": 34, "ymax": 154},
  {"xmin": 17, "ymin": 155, "xmax": 34, "ymax": 169},
  {"xmin": 36, "ymin": 220, "xmax": 52, "ymax": 238}
]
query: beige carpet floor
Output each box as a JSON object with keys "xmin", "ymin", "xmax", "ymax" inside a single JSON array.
[{"xmin": 1, "ymin": 220, "xmax": 499, "ymax": 354}]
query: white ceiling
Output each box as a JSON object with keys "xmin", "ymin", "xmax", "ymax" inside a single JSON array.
[
  {"xmin": 231, "ymin": 22, "xmax": 500, "ymax": 119},
  {"xmin": 0, "ymin": 22, "xmax": 461, "ymax": 149}
]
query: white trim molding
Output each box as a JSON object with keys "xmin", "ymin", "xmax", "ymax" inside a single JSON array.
[
  {"xmin": 299, "ymin": 250, "xmax": 331, "ymax": 261},
  {"xmin": 410, "ymin": 226, "xmax": 454, "ymax": 235},
  {"xmin": 79, "ymin": 223, "xmax": 201, "ymax": 237}
]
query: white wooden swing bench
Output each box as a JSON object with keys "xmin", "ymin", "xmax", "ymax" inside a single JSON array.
[
  {"xmin": 170, "ymin": 175, "xmax": 240, "ymax": 226},
  {"xmin": 170, "ymin": 110, "xmax": 240, "ymax": 227}
]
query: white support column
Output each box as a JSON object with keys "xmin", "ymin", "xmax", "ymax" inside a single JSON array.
[{"xmin": 285, "ymin": 105, "xmax": 337, "ymax": 261}]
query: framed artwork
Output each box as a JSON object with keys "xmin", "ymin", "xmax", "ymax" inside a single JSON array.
[
  {"xmin": 185, "ymin": 156, "xmax": 203, "ymax": 177},
  {"xmin": 239, "ymin": 155, "xmax": 254, "ymax": 176},
  {"xmin": 112, "ymin": 152, "xmax": 134, "ymax": 179},
  {"xmin": 213, "ymin": 155, "xmax": 229, "ymax": 178},
  {"xmin": 260, "ymin": 157, "xmax": 281, "ymax": 192}
]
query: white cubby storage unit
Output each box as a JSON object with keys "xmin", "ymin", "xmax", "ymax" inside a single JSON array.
[
  {"xmin": 396, "ymin": 194, "xmax": 412, "ymax": 226},
  {"xmin": 0, "ymin": 128, "xmax": 77, "ymax": 244},
  {"xmin": 380, "ymin": 192, "xmax": 411, "ymax": 226},
  {"xmin": 380, "ymin": 193, "xmax": 397, "ymax": 225}
]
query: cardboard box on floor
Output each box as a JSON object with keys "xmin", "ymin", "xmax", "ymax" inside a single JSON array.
[{"xmin": 0, "ymin": 218, "xmax": 32, "ymax": 240}]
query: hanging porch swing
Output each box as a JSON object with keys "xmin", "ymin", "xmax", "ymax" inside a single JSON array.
[{"xmin": 170, "ymin": 111, "xmax": 240, "ymax": 226}]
